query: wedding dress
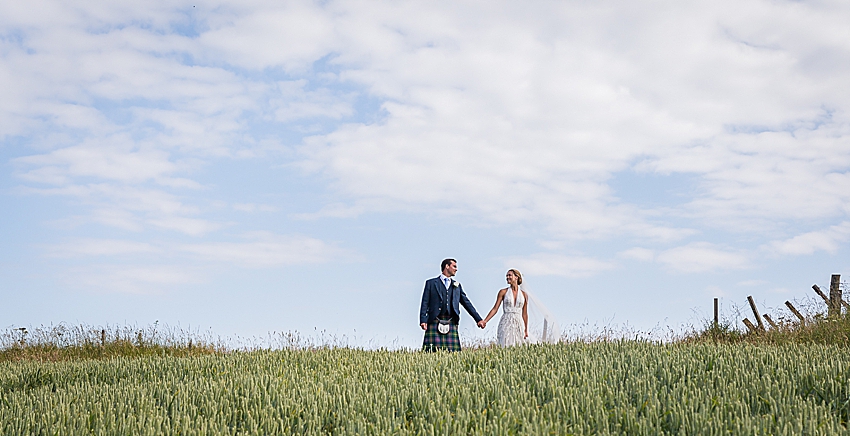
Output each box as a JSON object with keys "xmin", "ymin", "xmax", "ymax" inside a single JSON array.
[
  {"xmin": 496, "ymin": 283, "xmax": 561, "ymax": 345},
  {"xmin": 497, "ymin": 288, "xmax": 526, "ymax": 346}
]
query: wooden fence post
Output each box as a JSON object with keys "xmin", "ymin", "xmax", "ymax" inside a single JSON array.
[
  {"xmin": 785, "ymin": 301, "xmax": 806, "ymax": 326},
  {"xmin": 542, "ymin": 319, "xmax": 549, "ymax": 341},
  {"xmin": 742, "ymin": 318, "xmax": 757, "ymax": 333},
  {"xmin": 16, "ymin": 327, "xmax": 26, "ymax": 347},
  {"xmin": 747, "ymin": 296, "xmax": 765, "ymax": 331},
  {"xmin": 101, "ymin": 329, "xmax": 106, "ymax": 347},
  {"xmin": 830, "ymin": 274, "xmax": 842, "ymax": 317},
  {"xmin": 813, "ymin": 284, "xmax": 830, "ymax": 305},
  {"xmin": 714, "ymin": 298, "xmax": 719, "ymax": 327},
  {"xmin": 763, "ymin": 314, "xmax": 778, "ymax": 330}
]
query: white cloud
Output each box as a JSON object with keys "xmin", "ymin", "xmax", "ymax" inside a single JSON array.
[
  {"xmin": 47, "ymin": 239, "xmax": 159, "ymax": 257},
  {"xmin": 63, "ymin": 264, "xmax": 201, "ymax": 295},
  {"xmin": 766, "ymin": 222, "xmax": 850, "ymax": 255},
  {"xmin": 291, "ymin": 201, "xmax": 376, "ymax": 220},
  {"xmin": 232, "ymin": 203, "xmax": 278, "ymax": 213},
  {"xmin": 148, "ymin": 217, "xmax": 223, "ymax": 236},
  {"xmin": 45, "ymin": 233, "xmax": 349, "ymax": 267},
  {"xmin": 196, "ymin": 1, "xmax": 336, "ymax": 71},
  {"xmin": 21, "ymin": 184, "xmax": 220, "ymax": 236},
  {"xmin": 2, "ymin": 1, "xmax": 275, "ymax": 239},
  {"xmin": 296, "ymin": 0, "xmax": 850, "ymax": 245},
  {"xmin": 505, "ymin": 253, "xmax": 613, "ymax": 278},
  {"xmin": 618, "ymin": 248, "xmax": 655, "ymax": 262},
  {"xmin": 271, "ymin": 81, "xmax": 354, "ymax": 122},
  {"xmin": 656, "ymin": 242, "xmax": 750, "ymax": 273},
  {"xmin": 644, "ymin": 122, "xmax": 850, "ymax": 231},
  {"xmin": 4, "ymin": 0, "xmax": 850, "ymax": 270},
  {"xmin": 15, "ymin": 138, "xmax": 178, "ymax": 185},
  {"xmin": 178, "ymin": 232, "xmax": 350, "ymax": 267},
  {"xmin": 48, "ymin": 231, "xmax": 352, "ymax": 293},
  {"xmin": 89, "ymin": 208, "xmax": 145, "ymax": 232}
]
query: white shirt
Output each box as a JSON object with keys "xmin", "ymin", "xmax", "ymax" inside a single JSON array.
[{"xmin": 439, "ymin": 274, "xmax": 452, "ymax": 290}]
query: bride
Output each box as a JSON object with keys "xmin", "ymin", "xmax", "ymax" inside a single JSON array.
[
  {"xmin": 482, "ymin": 268, "xmax": 561, "ymax": 346},
  {"xmin": 482, "ymin": 269, "xmax": 529, "ymax": 346}
]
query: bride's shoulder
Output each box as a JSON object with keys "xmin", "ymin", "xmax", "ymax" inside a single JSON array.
[{"xmin": 498, "ymin": 287, "xmax": 508, "ymax": 294}]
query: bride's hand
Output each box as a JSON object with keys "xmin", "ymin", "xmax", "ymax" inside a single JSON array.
[{"xmin": 524, "ymin": 331, "xmax": 528, "ymax": 339}]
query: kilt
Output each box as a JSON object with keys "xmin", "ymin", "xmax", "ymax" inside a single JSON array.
[{"xmin": 422, "ymin": 319, "xmax": 461, "ymax": 352}]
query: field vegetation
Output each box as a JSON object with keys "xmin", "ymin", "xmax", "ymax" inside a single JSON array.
[
  {"xmin": 3, "ymin": 307, "xmax": 850, "ymax": 434},
  {"xmin": 0, "ymin": 323, "xmax": 220, "ymax": 363}
]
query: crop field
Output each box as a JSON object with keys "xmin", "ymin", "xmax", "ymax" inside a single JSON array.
[{"xmin": 2, "ymin": 342, "xmax": 850, "ymax": 435}]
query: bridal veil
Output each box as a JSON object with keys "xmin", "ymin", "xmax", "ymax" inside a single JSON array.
[{"xmin": 519, "ymin": 284, "xmax": 560, "ymax": 343}]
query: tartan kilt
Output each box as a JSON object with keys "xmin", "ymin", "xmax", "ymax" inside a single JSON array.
[{"xmin": 422, "ymin": 319, "xmax": 461, "ymax": 352}]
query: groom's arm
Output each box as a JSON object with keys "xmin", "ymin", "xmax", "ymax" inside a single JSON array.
[
  {"xmin": 419, "ymin": 280, "xmax": 431, "ymax": 328},
  {"xmin": 458, "ymin": 286, "xmax": 483, "ymax": 323}
]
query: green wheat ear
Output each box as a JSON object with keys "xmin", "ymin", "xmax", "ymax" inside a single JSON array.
[{"xmin": 2, "ymin": 338, "xmax": 850, "ymax": 434}]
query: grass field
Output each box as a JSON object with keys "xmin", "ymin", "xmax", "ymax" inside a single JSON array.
[{"xmin": 3, "ymin": 341, "xmax": 850, "ymax": 435}]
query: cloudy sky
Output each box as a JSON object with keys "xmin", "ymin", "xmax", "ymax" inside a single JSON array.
[{"xmin": 2, "ymin": 0, "xmax": 849, "ymax": 346}]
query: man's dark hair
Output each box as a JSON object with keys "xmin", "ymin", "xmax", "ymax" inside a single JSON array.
[{"xmin": 441, "ymin": 258, "xmax": 457, "ymax": 271}]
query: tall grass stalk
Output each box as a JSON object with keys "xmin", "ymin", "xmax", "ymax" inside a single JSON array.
[
  {"xmin": 0, "ymin": 323, "xmax": 223, "ymax": 362},
  {"xmin": 3, "ymin": 342, "xmax": 850, "ymax": 434},
  {"xmin": 687, "ymin": 295, "xmax": 850, "ymax": 345}
]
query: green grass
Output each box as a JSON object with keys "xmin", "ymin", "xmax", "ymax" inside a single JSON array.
[
  {"xmin": 687, "ymin": 306, "xmax": 850, "ymax": 346},
  {"xmin": 2, "ymin": 343, "xmax": 850, "ymax": 435},
  {"xmin": 0, "ymin": 323, "xmax": 221, "ymax": 363},
  {"xmin": 4, "ymin": 310, "xmax": 850, "ymax": 435}
]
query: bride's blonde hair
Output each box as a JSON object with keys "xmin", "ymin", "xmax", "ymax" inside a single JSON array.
[{"xmin": 508, "ymin": 268, "xmax": 523, "ymax": 285}]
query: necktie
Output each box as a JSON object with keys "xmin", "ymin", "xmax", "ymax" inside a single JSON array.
[{"xmin": 444, "ymin": 279, "xmax": 450, "ymax": 314}]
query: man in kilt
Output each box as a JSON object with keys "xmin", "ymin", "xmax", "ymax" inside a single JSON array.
[{"xmin": 420, "ymin": 259, "xmax": 485, "ymax": 352}]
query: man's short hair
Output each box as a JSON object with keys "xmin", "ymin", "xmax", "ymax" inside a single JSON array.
[{"xmin": 441, "ymin": 258, "xmax": 457, "ymax": 271}]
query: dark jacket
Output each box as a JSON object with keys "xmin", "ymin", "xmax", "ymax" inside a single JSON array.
[{"xmin": 419, "ymin": 277, "xmax": 482, "ymax": 325}]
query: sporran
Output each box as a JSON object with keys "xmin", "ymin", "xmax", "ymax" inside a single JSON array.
[{"xmin": 437, "ymin": 318, "xmax": 451, "ymax": 335}]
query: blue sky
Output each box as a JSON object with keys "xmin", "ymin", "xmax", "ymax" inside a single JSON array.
[{"xmin": 2, "ymin": 0, "xmax": 850, "ymax": 347}]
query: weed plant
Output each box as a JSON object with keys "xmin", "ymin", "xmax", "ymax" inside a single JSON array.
[
  {"xmin": 0, "ymin": 323, "xmax": 222, "ymax": 362},
  {"xmin": 687, "ymin": 298, "xmax": 850, "ymax": 346}
]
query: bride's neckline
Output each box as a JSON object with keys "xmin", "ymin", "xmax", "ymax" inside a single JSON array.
[{"xmin": 508, "ymin": 286, "xmax": 520, "ymax": 304}]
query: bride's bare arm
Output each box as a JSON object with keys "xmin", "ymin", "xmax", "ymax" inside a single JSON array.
[
  {"xmin": 482, "ymin": 289, "xmax": 507, "ymax": 324},
  {"xmin": 522, "ymin": 291, "xmax": 529, "ymax": 338}
]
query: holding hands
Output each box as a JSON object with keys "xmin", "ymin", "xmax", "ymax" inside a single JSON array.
[{"xmin": 422, "ymin": 321, "xmax": 486, "ymax": 330}]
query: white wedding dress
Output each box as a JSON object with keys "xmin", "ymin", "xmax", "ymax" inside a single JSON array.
[{"xmin": 497, "ymin": 288, "xmax": 526, "ymax": 347}]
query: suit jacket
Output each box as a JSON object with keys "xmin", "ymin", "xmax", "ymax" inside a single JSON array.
[{"xmin": 419, "ymin": 277, "xmax": 482, "ymax": 325}]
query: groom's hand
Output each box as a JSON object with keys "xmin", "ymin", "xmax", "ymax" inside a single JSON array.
[
  {"xmin": 477, "ymin": 320, "xmax": 486, "ymax": 329},
  {"xmin": 420, "ymin": 323, "xmax": 427, "ymax": 330}
]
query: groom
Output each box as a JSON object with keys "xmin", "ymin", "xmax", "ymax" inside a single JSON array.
[{"xmin": 419, "ymin": 258, "xmax": 485, "ymax": 352}]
